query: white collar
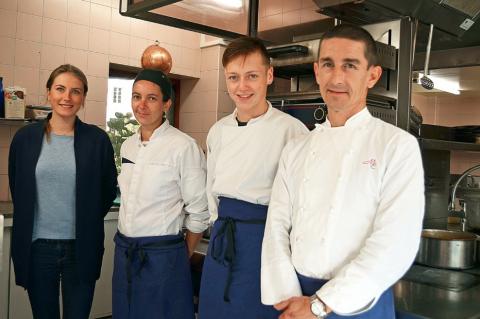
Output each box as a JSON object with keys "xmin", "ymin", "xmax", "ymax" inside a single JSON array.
[
  {"xmin": 318, "ymin": 107, "xmax": 372, "ymax": 129},
  {"xmin": 229, "ymin": 101, "xmax": 273, "ymax": 126},
  {"xmin": 135, "ymin": 119, "xmax": 171, "ymax": 146}
]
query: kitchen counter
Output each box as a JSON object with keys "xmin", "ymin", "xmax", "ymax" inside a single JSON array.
[{"xmin": 394, "ymin": 268, "xmax": 480, "ymax": 319}]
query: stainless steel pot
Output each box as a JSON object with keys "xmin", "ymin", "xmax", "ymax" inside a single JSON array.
[{"xmin": 416, "ymin": 229, "xmax": 477, "ymax": 269}]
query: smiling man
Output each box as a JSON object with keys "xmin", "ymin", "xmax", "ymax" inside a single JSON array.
[
  {"xmin": 261, "ymin": 24, "xmax": 425, "ymax": 319},
  {"xmin": 198, "ymin": 37, "xmax": 308, "ymax": 319},
  {"xmin": 113, "ymin": 69, "xmax": 209, "ymax": 319}
]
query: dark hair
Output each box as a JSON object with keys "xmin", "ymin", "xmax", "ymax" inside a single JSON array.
[
  {"xmin": 320, "ymin": 24, "xmax": 378, "ymax": 67},
  {"xmin": 222, "ymin": 37, "xmax": 270, "ymax": 67},
  {"xmin": 134, "ymin": 68, "xmax": 172, "ymax": 102},
  {"xmin": 44, "ymin": 64, "xmax": 88, "ymax": 140}
]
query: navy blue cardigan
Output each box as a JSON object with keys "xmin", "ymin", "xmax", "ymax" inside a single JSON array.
[{"xmin": 8, "ymin": 117, "xmax": 117, "ymax": 288}]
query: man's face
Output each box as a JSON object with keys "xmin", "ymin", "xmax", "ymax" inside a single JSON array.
[
  {"xmin": 314, "ymin": 37, "xmax": 381, "ymax": 118},
  {"xmin": 224, "ymin": 51, "xmax": 273, "ymax": 120},
  {"xmin": 131, "ymin": 80, "xmax": 171, "ymax": 130}
]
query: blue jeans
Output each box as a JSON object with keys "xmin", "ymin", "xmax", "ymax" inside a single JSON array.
[{"xmin": 27, "ymin": 239, "xmax": 96, "ymax": 319}]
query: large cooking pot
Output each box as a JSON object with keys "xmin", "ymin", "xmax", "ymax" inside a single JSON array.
[
  {"xmin": 462, "ymin": 191, "xmax": 480, "ymax": 230},
  {"xmin": 415, "ymin": 229, "xmax": 477, "ymax": 269}
]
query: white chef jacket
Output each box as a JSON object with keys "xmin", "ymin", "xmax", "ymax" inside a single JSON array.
[
  {"xmin": 206, "ymin": 102, "xmax": 308, "ymax": 221},
  {"xmin": 261, "ymin": 108, "xmax": 425, "ymax": 314},
  {"xmin": 118, "ymin": 120, "xmax": 209, "ymax": 237}
]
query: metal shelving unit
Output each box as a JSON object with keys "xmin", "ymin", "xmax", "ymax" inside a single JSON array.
[{"xmin": 419, "ymin": 138, "xmax": 480, "ymax": 152}]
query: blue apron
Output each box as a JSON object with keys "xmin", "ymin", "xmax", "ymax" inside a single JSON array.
[
  {"xmin": 198, "ymin": 197, "xmax": 279, "ymax": 319},
  {"xmin": 112, "ymin": 232, "xmax": 194, "ymax": 319},
  {"xmin": 297, "ymin": 273, "xmax": 396, "ymax": 319}
]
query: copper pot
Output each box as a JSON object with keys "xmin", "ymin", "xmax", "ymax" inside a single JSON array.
[{"xmin": 141, "ymin": 42, "xmax": 172, "ymax": 74}]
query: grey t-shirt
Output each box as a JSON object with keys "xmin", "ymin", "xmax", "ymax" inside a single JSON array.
[{"xmin": 32, "ymin": 133, "xmax": 76, "ymax": 241}]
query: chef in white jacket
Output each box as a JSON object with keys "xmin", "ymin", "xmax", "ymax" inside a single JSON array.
[
  {"xmin": 198, "ymin": 37, "xmax": 308, "ymax": 319},
  {"xmin": 113, "ymin": 69, "xmax": 209, "ymax": 319},
  {"xmin": 261, "ymin": 24, "xmax": 425, "ymax": 319}
]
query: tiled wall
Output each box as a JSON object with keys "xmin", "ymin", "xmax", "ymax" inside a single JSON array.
[
  {"xmin": 0, "ymin": 123, "xmax": 22, "ymax": 201},
  {"xmin": 0, "ymin": 0, "xmax": 202, "ymax": 127},
  {"xmin": 412, "ymin": 93, "xmax": 480, "ymax": 174},
  {"xmin": 0, "ymin": 0, "xmax": 209, "ymax": 200},
  {"xmin": 179, "ymin": 45, "xmax": 235, "ymax": 151}
]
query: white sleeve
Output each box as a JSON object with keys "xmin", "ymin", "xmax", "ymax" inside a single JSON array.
[
  {"xmin": 180, "ymin": 142, "xmax": 210, "ymax": 233},
  {"xmin": 206, "ymin": 126, "xmax": 219, "ymax": 223},
  {"xmin": 261, "ymin": 144, "xmax": 303, "ymax": 305},
  {"xmin": 317, "ymin": 134, "xmax": 425, "ymax": 315}
]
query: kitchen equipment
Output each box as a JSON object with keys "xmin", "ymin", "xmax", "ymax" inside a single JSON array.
[
  {"xmin": 416, "ymin": 229, "xmax": 477, "ymax": 270},
  {"xmin": 0, "ymin": 215, "xmax": 3, "ymax": 273},
  {"xmin": 450, "ymin": 164, "xmax": 480, "ymax": 231},
  {"xmin": 141, "ymin": 41, "xmax": 173, "ymax": 74},
  {"xmin": 420, "ymin": 24, "xmax": 434, "ymax": 90}
]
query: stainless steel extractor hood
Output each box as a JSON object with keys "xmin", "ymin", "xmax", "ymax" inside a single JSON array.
[{"xmin": 313, "ymin": 0, "xmax": 480, "ymax": 52}]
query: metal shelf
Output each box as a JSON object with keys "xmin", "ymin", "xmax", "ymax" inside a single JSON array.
[{"xmin": 419, "ymin": 138, "xmax": 480, "ymax": 152}]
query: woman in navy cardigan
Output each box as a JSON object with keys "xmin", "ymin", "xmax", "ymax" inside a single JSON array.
[{"xmin": 8, "ymin": 64, "xmax": 117, "ymax": 319}]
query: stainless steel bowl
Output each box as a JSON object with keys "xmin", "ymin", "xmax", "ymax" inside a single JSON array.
[{"xmin": 416, "ymin": 229, "xmax": 477, "ymax": 269}]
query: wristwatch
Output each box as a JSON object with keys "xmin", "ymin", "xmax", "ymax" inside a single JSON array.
[{"xmin": 310, "ymin": 295, "xmax": 328, "ymax": 319}]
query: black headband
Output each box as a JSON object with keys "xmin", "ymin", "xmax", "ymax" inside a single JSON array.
[{"xmin": 134, "ymin": 69, "xmax": 172, "ymax": 101}]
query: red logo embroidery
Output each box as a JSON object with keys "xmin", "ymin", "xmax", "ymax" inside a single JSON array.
[{"xmin": 362, "ymin": 159, "xmax": 377, "ymax": 169}]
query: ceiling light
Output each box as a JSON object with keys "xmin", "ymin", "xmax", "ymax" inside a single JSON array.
[{"xmin": 417, "ymin": 73, "xmax": 460, "ymax": 95}]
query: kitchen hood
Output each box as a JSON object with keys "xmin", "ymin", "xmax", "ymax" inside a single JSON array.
[{"xmin": 313, "ymin": 0, "xmax": 480, "ymax": 52}]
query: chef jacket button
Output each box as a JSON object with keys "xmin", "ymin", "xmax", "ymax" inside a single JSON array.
[
  {"xmin": 311, "ymin": 151, "xmax": 316, "ymax": 156},
  {"xmin": 303, "ymin": 177, "xmax": 309, "ymax": 183}
]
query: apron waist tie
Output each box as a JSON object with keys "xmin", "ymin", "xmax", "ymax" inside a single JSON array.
[
  {"xmin": 122, "ymin": 235, "xmax": 185, "ymax": 308},
  {"xmin": 210, "ymin": 216, "xmax": 266, "ymax": 302}
]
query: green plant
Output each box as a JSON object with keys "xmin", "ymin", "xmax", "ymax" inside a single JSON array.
[{"xmin": 107, "ymin": 112, "xmax": 139, "ymax": 173}]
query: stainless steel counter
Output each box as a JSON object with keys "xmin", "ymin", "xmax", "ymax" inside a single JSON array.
[{"xmin": 394, "ymin": 273, "xmax": 480, "ymax": 319}]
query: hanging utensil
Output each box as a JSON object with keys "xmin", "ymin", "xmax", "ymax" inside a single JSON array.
[{"xmin": 420, "ymin": 24, "xmax": 434, "ymax": 90}]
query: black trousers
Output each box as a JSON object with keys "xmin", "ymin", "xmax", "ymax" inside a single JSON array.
[{"xmin": 27, "ymin": 239, "xmax": 96, "ymax": 319}]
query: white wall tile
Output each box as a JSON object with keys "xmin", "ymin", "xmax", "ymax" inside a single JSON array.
[
  {"xmin": 38, "ymin": 69, "xmax": 51, "ymax": 96},
  {"xmin": 0, "ymin": 9, "xmax": 17, "ymax": 37},
  {"xmin": 0, "ymin": 175, "xmax": 9, "ymax": 201},
  {"xmin": 130, "ymin": 18, "xmax": 149, "ymax": 39},
  {"xmin": 110, "ymin": 9, "xmax": 129, "ymax": 35},
  {"xmin": 86, "ymin": 75, "xmax": 107, "ymax": 101},
  {"xmin": 26, "ymin": 94, "xmax": 38, "ymax": 105},
  {"xmin": 84, "ymin": 99, "xmax": 106, "ymax": 125},
  {"xmin": 0, "ymin": 64, "xmax": 15, "ymax": 87},
  {"xmin": 42, "ymin": 18, "xmax": 67, "ymax": 46},
  {"xmin": 128, "ymin": 58, "xmax": 141, "ymax": 68},
  {"xmin": 67, "ymin": 0, "xmax": 90, "ymax": 25},
  {"xmin": 14, "ymin": 65, "xmax": 40, "ymax": 95},
  {"xmin": 18, "ymin": 0, "xmax": 43, "ymax": 16},
  {"xmin": 40, "ymin": 43, "xmax": 65, "ymax": 70},
  {"xmin": 128, "ymin": 36, "xmax": 150, "ymax": 60},
  {"xmin": 0, "ymin": 37, "xmax": 15, "ymax": 65},
  {"xmin": 200, "ymin": 46, "xmax": 220, "ymax": 72},
  {"xmin": 65, "ymin": 48, "xmax": 88, "ymax": 71},
  {"xmin": 109, "ymin": 55, "xmax": 128, "ymax": 66},
  {"xmin": 0, "ymin": 0, "xmax": 18, "ymax": 11},
  {"xmin": 14, "ymin": 39, "xmax": 41, "ymax": 68},
  {"xmin": 109, "ymin": 31, "xmax": 129, "ymax": 57},
  {"xmin": 110, "ymin": 0, "xmax": 118, "ymax": 9},
  {"xmin": 88, "ymin": 27, "xmax": 109, "ymax": 54},
  {"xmin": 44, "ymin": 0, "xmax": 68, "ymax": 21},
  {"xmin": 87, "ymin": 52, "xmax": 108, "ymax": 77},
  {"xmin": 66, "ymin": 22, "xmax": 89, "ymax": 50},
  {"xmin": 0, "ymin": 126, "xmax": 10, "ymax": 147},
  {"xmin": 181, "ymin": 30, "xmax": 200, "ymax": 49},
  {"xmin": 91, "ymin": 0, "xmax": 110, "ymax": 6},
  {"xmin": 16, "ymin": 12, "xmax": 42, "ymax": 41},
  {"xmin": 181, "ymin": 47, "xmax": 200, "ymax": 72},
  {"xmin": 90, "ymin": 3, "xmax": 110, "ymax": 30}
]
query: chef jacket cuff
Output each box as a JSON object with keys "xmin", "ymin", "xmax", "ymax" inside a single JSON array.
[
  {"xmin": 184, "ymin": 215, "xmax": 209, "ymax": 233},
  {"xmin": 261, "ymin": 261, "xmax": 302, "ymax": 305},
  {"xmin": 316, "ymin": 280, "xmax": 378, "ymax": 315}
]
